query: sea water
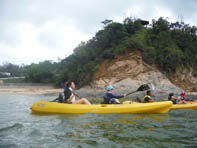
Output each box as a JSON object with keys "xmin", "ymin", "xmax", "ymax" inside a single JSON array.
[{"xmin": 0, "ymin": 95, "xmax": 197, "ymax": 148}]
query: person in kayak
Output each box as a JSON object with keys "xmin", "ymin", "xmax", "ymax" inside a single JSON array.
[
  {"xmin": 168, "ymin": 93, "xmax": 186, "ymax": 104},
  {"xmin": 178, "ymin": 91, "xmax": 186, "ymax": 101},
  {"xmin": 143, "ymin": 90, "xmax": 154, "ymax": 103},
  {"xmin": 64, "ymin": 81, "xmax": 91, "ymax": 104},
  {"xmin": 178, "ymin": 91, "xmax": 194, "ymax": 101},
  {"xmin": 103, "ymin": 85, "xmax": 127, "ymax": 104}
]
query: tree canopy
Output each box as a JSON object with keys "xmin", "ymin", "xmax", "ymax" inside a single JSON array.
[{"xmin": 0, "ymin": 63, "xmax": 24, "ymax": 77}]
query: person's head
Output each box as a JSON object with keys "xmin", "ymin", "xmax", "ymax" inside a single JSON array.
[
  {"xmin": 169, "ymin": 93, "xmax": 174, "ymax": 97},
  {"xmin": 180, "ymin": 90, "xmax": 185, "ymax": 95},
  {"xmin": 106, "ymin": 85, "xmax": 114, "ymax": 92},
  {"xmin": 66, "ymin": 81, "xmax": 75, "ymax": 89},
  {"xmin": 147, "ymin": 90, "xmax": 152, "ymax": 96}
]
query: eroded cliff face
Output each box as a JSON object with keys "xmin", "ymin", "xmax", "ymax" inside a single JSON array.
[
  {"xmin": 91, "ymin": 51, "xmax": 183, "ymax": 93},
  {"xmin": 170, "ymin": 68, "xmax": 197, "ymax": 92}
]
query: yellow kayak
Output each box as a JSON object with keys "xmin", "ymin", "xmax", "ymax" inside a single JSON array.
[
  {"xmin": 171, "ymin": 101, "xmax": 197, "ymax": 110},
  {"xmin": 31, "ymin": 101, "xmax": 172, "ymax": 114}
]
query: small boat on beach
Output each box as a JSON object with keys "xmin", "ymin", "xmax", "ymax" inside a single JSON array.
[{"xmin": 31, "ymin": 101, "xmax": 172, "ymax": 114}]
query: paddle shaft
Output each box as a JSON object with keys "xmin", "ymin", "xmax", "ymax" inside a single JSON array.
[
  {"xmin": 126, "ymin": 84, "xmax": 150, "ymax": 96},
  {"xmin": 127, "ymin": 90, "xmax": 137, "ymax": 96}
]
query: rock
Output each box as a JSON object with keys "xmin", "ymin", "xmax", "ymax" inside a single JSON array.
[
  {"xmin": 91, "ymin": 51, "xmax": 182, "ymax": 93},
  {"xmin": 170, "ymin": 68, "xmax": 197, "ymax": 92}
]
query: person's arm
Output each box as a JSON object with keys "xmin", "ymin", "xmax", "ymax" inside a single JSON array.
[
  {"xmin": 68, "ymin": 94, "xmax": 75, "ymax": 102},
  {"xmin": 109, "ymin": 93, "xmax": 124, "ymax": 99},
  {"xmin": 172, "ymin": 96, "xmax": 180, "ymax": 101}
]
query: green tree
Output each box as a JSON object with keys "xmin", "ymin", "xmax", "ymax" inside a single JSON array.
[{"xmin": 24, "ymin": 61, "xmax": 58, "ymax": 83}]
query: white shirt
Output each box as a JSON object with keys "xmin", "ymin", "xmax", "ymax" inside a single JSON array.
[{"xmin": 69, "ymin": 87, "xmax": 75, "ymax": 102}]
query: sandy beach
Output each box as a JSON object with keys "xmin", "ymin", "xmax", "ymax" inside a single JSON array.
[
  {"xmin": 0, "ymin": 83, "xmax": 62, "ymax": 95},
  {"xmin": 0, "ymin": 88, "xmax": 62, "ymax": 95},
  {"xmin": 0, "ymin": 83, "xmax": 104, "ymax": 98}
]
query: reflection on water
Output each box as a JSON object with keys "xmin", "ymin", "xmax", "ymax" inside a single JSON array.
[{"xmin": 0, "ymin": 94, "xmax": 197, "ymax": 148}]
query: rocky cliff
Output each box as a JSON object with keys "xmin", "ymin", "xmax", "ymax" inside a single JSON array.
[
  {"xmin": 170, "ymin": 68, "xmax": 197, "ymax": 92},
  {"xmin": 91, "ymin": 50, "xmax": 193, "ymax": 94}
]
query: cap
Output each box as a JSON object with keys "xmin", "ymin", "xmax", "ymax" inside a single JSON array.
[{"xmin": 106, "ymin": 85, "xmax": 114, "ymax": 91}]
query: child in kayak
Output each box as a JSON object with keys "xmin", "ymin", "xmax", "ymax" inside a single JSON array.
[
  {"xmin": 178, "ymin": 91, "xmax": 186, "ymax": 101},
  {"xmin": 143, "ymin": 90, "xmax": 154, "ymax": 103},
  {"xmin": 103, "ymin": 85, "xmax": 127, "ymax": 104},
  {"xmin": 168, "ymin": 93, "xmax": 186, "ymax": 104}
]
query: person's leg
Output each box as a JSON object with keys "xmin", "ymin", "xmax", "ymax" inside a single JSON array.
[
  {"xmin": 114, "ymin": 99, "xmax": 120, "ymax": 103},
  {"xmin": 178, "ymin": 100, "xmax": 186, "ymax": 104},
  {"xmin": 73, "ymin": 98, "xmax": 91, "ymax": 105}
]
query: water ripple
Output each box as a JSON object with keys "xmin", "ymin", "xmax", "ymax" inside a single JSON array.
[{"xmin": 0, "ymin": 123, "xmax": 23, "ymax": 132}]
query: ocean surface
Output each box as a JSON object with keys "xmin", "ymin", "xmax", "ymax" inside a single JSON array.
[{"xmin": 0, "ymin": 94, "xmax": 197, "ymax": 148}]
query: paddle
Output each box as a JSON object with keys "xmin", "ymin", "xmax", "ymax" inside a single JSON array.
[
  {"xmin": 50, "ymin": 93, "xmax": 64, "ymax": 102},
  {"xmin": 150, "ymin": 83, "xmax": 155, "ymax": 91},
  {"xmin": 73, "ymin": 92, "xmax": 82, "ymax": 99},
  {"xmin": 126, "ymin": 84, "xmax": 150, "ymax": 96}
]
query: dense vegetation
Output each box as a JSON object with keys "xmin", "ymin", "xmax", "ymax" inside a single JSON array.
[
  {"xmin": 24, "ymin": 61, "xmax": 60, "ymax": 83},
  {"xmin": 1, "ymin": 17, "xmax": 197, "ymax": 86},
  {"xmin": 0, "ymin": 63, "xmax": 24, "ymax": 77},
  {"xmin": 0, "ymin": 61, "xmax": 59, "ymax": 83},
  {"xmin": 57, "ymin": 17, "xmax": 197, "ymax": 86}
]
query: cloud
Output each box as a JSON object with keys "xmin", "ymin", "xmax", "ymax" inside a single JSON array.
[
  {"xmin": 0, "ymin": 21, "xmax": 92, "ymax": 65},
  {"xmin": 0, "ymin": 0, "xmax": 197, "ymax": 64}
]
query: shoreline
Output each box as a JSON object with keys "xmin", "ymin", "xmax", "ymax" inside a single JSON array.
[
  {"xmin": 0, "ymin": 84, "xmax": 196, "ymax": 100},
  {"xmin": 0, "ymin": 83, "xmax": 62, "ymax": 95},
  {"xmin": 0, "ymin": 88, "xmax": 63, "ymax": 95}
]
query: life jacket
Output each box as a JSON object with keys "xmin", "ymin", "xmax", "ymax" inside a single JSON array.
[
  {"xmin": 181, "ymin": 91, "xmax": 186, "ymax": 99},
  {"xmin": 64, "ymin": 87, "xmax": 72, "ymax": 103},
  {"xmin": 168, "ymin": 96, "xmax": 178, "ymax": 104},
  {"xmin": 103, "ymin": 92, "xmax": 121, "ymax": 104},
  {"xmin": 143, "ymin": 95, "xmax": 152, "ymax": 103}
]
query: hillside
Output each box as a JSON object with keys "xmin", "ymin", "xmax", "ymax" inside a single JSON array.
[
  {"xmin": 10, "ymin": 17, "xmax": 197, "ymax": 92},
  {"xmin": 56, "ymin": 17, "xmax": 197, "ymax": 91}
]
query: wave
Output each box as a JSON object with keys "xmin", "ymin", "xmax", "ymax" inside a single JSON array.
[{"xmin": 0, "ymin": 123, "xmax": 23, "ymax": 132}]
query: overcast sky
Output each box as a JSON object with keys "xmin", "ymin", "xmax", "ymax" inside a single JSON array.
[{"xmin": 0, "ymin": 0, "xmax": 197, "ymax": 65}]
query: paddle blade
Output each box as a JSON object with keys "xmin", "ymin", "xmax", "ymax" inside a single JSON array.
[
  {"xmin": 150, "ymin": 83, "xmax": 155, "ymax": 91},
  {"xmin": 137, "ymin": 84, "xmax": 150, "ymax": 91}
]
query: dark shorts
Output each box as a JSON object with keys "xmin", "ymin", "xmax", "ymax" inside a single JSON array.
[{"xmin": 173, "ymin": 100, "xmax": 178, "ymax": 104}]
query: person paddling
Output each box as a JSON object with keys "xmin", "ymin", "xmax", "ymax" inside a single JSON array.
[
  {"xmin": 64, "ymin": 81, "xmax": 91, "ymax": 104},
  {"xmin": 143, "ymin": 90, "xmax": 154, "ymax": 103},
  {"xmin": 168, "ymin": 93, "xmax": 186, "ymax": 104},
  {"xmin": 103, "ymin": 85, "xmax": 127, "ymax": 104}
]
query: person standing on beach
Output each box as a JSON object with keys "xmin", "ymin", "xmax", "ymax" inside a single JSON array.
[{"xmin": 64, "ymin": 81, "xmax": 91, "ymax": 104}]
